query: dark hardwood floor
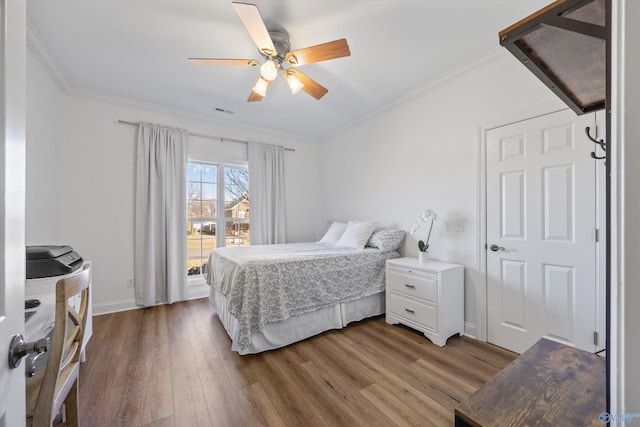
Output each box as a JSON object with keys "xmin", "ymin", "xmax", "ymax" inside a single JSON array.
[{"xmin": 79, "ymin": 298, "xmax": 516, "ymax": 427}]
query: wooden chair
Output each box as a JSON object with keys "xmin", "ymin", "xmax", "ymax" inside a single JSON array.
[{"xmin": 26, "ymin": 264, "xmax": 91, "ymax": 426}]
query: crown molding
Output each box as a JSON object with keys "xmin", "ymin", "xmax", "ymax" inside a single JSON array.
[
  {"xmin": 320, "ymin": 47, "xmax": 509, "ymax": 142},
  {"xmin": 26, "ymin": 19, "xmax": 70, "ymax": 94},
  {"xmin": 66, "ymin": 87, "xmax": 309, "ymax": 143}
]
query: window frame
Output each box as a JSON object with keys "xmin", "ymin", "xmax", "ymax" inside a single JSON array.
[{"xmin": 187, "ymin": 155, "xmax": 249, "ymax": 285}]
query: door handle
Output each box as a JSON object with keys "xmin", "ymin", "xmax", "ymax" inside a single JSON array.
[
  {"xmin": 8, "ymin": 334, "xmax": 49, "ymax": 369},
  {"xmin": 489, "ymin": 244, "xmax": 506, "ymax": 252}
]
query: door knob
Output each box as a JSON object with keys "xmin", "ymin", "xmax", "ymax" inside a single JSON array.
[
  {"xmin": 8, "ymin": 334, "xmax": 49, "ymax": 369},
  {"xmin": 489, "ymin": 244, "xmax": 506, "ymax": 252}
]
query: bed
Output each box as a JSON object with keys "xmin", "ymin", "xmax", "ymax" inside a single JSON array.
[{"xmin": 206, "ymin": 226, "xmax": 404, "ymax": 354}]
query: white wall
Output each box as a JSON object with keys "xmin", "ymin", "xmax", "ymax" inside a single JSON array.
[
  {"xmin": 317, "ymin": 50, "xmax": 565, "ymax": 338},
  {"xmin": 26, "ymin": 50, "xmax": 67, "ymax": 244},
  {"xmin": 26, "ymin": 48, "xmax": 320, "ymax": 314}
]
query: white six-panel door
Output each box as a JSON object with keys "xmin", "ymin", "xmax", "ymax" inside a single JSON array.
[
  {"xmin": 486, "ymin": 109, "xmax": 598, "ymax": 354},
  {"xmin": 0, "ymin": 0, "xmax": 27, "ymax": 425}
]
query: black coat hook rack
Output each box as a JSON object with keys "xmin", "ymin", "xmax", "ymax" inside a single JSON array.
[{"xmin": 585, "ymin": 126, "xmax": 606, "ymax": 161}]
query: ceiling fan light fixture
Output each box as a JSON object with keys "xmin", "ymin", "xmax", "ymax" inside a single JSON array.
[
  {"xmin": 252, "ymin": 76, "xmax": 269, "ymax": 97},
  {"xmin": 284, "ymin": 71, "xmax": 304, "ymax": 94},
  {"xmin": 260, "ymin": 59, "xmax": 278, "ymax": 81}
]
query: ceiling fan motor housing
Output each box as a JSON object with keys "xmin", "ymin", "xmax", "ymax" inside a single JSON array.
[{"xmin": 265, "ymin": 29, "xmax": 290, "ymax": 63}]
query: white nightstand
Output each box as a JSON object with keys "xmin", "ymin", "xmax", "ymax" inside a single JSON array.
[{"xmin": 385, "ymin": 257, "xmax": 464, "ymax": 346}]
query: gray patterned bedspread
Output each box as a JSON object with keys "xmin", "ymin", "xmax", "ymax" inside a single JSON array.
[{"xmin": 206, "ymin": 242, "xmax": 399, "ymax": 351}]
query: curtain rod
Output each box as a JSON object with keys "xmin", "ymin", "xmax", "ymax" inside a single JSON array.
[{"xmin": 117, "ymin": 119, "xmax": 295, "ymax": 152}]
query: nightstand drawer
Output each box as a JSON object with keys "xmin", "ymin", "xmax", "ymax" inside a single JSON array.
[
  {"xmin": 387, "ymin": 269, "xmax": 437, "ymax": 303},
  {"xmin": 388, "ymin": 293, "xmax": 437, "ymax": 330}
]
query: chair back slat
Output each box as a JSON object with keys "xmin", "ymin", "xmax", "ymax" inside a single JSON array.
[{"xmin": 60, "ymin": 341, "xmax": 79, "ymax": 373}]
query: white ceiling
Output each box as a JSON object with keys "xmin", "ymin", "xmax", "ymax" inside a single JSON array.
[{"xmin": 26, "ymin": 0, "xmax": 551, "ymax": 140}]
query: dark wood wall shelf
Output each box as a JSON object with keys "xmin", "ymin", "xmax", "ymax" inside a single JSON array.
[
  {"xmin": 499, "ymin": 0, "xmax": 607, "ymax": 115},
  {"xmin": 455, "ymin": 339, "xmax": 606, "ymax": 426}
]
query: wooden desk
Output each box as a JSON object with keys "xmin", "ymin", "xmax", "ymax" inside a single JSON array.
[{"xmin": 455, "ymin": 338, "xmax": 606, "ymax": 426}]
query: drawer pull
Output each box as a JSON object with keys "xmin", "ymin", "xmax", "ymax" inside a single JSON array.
[
  {"xmin": 405, "ymin": 308, "xmax": 415, "ymax": 314},
  {"xmin": 404, "ymin": 284, "xmax": 415, "ymax": 289}
]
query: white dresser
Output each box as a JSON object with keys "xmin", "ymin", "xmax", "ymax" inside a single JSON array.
[{"xmin": 385, "ymin": 257, "xmax": 463, "ymax": 346}]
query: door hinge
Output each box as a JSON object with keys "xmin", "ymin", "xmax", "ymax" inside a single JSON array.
[
  {"xmin": 594, "ymin": 124, "xmax": 599, "ymax": 139},
  {"xmin": 594, "ymin": 331, "xmax": 599, "ymax": 346},
  {"xmin": 595, "ymin": 228, "xmax": 600, "ymax": 242}
]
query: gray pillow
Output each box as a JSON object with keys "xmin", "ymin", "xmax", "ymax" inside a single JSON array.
[{"xmin": 367, "ymin": 229, "xmax": 405, "ymax": 252}]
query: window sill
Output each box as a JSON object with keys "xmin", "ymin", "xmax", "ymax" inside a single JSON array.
[{"xmin": 188, "ymin": 275, "xmax": 207, "ymax": 287}]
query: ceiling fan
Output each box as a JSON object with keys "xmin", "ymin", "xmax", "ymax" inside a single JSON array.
[{"xmin": 189, "ymin": 2, "xmax": 351, "ymax": 102}]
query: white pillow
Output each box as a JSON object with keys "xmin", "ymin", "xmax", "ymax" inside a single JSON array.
[
  {"xmin": 319, "ymin": 221, "xmax": 347, "ymax": 245},
  {"xmin": 335, "ymin": 220, "xmax": 377, "ymax": 249}
]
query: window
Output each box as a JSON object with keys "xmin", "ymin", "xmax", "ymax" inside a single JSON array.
[{"xmin": 187, "ymin": 161, "xmax": 250, "ymax": 276}]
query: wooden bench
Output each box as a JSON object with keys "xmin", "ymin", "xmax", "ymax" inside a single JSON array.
[{"xmin": 455, "ymin": 338, "xmax": 606, "ymax": 426}]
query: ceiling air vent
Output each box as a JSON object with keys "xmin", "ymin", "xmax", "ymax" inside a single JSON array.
[{"xmin": 214, "ymin": 107, "xmax": 234, "ymax": 115}]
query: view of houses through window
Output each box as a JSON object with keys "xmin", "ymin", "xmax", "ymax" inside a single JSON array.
[{"xmin": 187, "ymin": 161, "xmax": 250, "ymax": 276}]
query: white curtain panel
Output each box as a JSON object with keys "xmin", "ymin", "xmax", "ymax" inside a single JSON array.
[
  {"xmin": 134, "ymin": 122, "xmax": 188, "ymax": 306},
  {"xmin": 248, "ymin": 142, "xmax": 286, "ymax": 245}
]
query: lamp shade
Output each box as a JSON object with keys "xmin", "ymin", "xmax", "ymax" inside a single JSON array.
[
  {"xmin": 252, "ymin": 77, "xmax": 269, "ymax": 97},
  {"xmin": 284, "ymin": 71, "xmax": 304, "ymax": 94},
  {"xmin": 260, "ymin": 60, "xmax": 278, "ymax": 81}
]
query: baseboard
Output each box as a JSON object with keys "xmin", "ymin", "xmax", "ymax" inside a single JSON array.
[
  {"xmin": 187, "ymin": 283, "xmax": 210, "ymax": 300},
  {"xmin": 92, "ymin": 286, "xmax": 210, "ymax": 316},
  {"xmin": 92, "ymin": 298, "xmax": 138, "ymax": 316},
  {"xmin": 464, "ymin": 321, "xmax": 478, "ymax": 340}
]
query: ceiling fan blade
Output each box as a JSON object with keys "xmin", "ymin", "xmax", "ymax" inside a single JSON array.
[
  {"xmin": 287, "ymin": 69, "xmax": 328, "ymax": 100},
  {"xmin": 232, "ymin": 2, "xmax": 277, "ymax": 57},
  {"xmin": 189, "ymin": 58, "xmax": 260, "ymax": 67},
  {"xmin": 247, "ymin": 90, "xmax": 264, "ymax": 102},
  {"xmin": 285, "ymin": 38, "xmax": 350, "ymax": 66}
]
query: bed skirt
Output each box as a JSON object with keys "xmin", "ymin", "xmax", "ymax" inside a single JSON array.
[{"xmin": 210, "ymin": 287, "xmax": 385, "ymax": 355}]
